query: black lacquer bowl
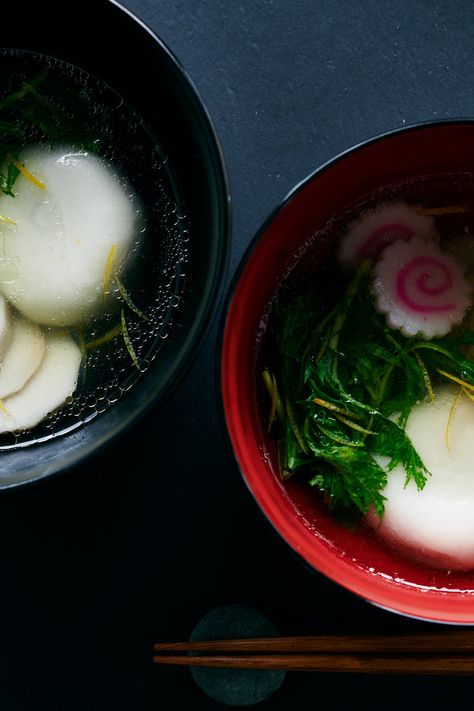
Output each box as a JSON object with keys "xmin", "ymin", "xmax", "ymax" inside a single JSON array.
[{"xmin": 0, "ymin": 0, "xmax": 230, "ymax": 487}]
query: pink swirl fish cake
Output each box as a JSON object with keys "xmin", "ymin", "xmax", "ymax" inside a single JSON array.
[
  {"xmin": 338, "ymin": 202, "xmax": 435, "ymax": 267},
  {"xmin": 373, "ymin": 236, "xmax": 472, "ymax": 338}
]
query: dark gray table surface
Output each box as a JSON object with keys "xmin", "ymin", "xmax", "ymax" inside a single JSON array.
[{"xmin": 2, "ymin": 1, "xmax": 474, "ymax": 708}]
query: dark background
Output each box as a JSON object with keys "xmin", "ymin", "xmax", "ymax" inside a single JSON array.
[{"xmin": 2, "ymin": 1, "xmax": 474, "ymax": 708}]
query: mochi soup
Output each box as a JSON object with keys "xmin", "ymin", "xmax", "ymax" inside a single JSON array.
[
  {"xmin": 262, "ymin": 174, "xmax": 474, "ymax": 571},
  {"xmin": 0, "ymin": 50, "xmax": 188, "ymax": 447}
]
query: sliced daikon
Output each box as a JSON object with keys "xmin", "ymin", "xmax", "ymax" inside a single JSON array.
[
  {"xmin": 0, "ymin": 333, "xmax": 81, "ymax": 433},
  {"xmin": 367, "ymin": 384, "xmax": 474, "ymax": 570},
  {"xmin": 0, "ymin": 316, "xmax": 45, "ymax": 399},
  {"xmin": 0, "ymin": 145, "xmax": 140, "ymax": 326}
]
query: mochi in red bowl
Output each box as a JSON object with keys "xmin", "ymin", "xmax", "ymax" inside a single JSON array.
[{"xmin": 221, "ymin": 121, "xmax": 474, "ymax": 624}]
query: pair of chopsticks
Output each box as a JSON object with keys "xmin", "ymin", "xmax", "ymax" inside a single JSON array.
[{"xmin": 153, "ymin": 631, "xmax": 474, "ymax": 675}]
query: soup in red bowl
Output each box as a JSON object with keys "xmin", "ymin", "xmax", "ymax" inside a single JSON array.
[{"xmin": 221, "ymin": 121, "xmax": 474, "ymax": 624}]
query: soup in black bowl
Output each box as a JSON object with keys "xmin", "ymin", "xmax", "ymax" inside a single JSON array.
[{"xmin": 0, "ymin": 0, "xmax": 230, "ymax": 487}]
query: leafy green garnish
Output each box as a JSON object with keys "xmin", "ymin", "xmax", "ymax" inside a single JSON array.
[
  {"xmin": 264, "ymin": 266, "xmax": 474, "ymax": 523},
  {"xmin": 0, "ymin": 157, "xmax": 19, "ymax": 197},
  {"xmin": 0, "ymin": 69, "xmax": 101, "ymax": 198}
]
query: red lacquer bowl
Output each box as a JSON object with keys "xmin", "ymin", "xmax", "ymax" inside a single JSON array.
[{"xmin": 221, "ymin": 121, "xmax": 474, "ymax": 624}]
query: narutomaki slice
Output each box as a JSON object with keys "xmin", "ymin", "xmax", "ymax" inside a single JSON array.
[
  {"xmin": 338, "ymin": 202, "xmax": 435, "ymax": 267},
  {"xmin": 373, "ymin": 236, "xmax": 472, "ymax": 338}
]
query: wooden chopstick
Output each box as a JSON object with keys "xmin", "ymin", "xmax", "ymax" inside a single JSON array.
[
  {"xmin": 152, "ymin": 632, "xmax": 474, "ymax": 675},
  {"xmin": 154, "ymin": 631, "xmax": 474, "ymax": 655},
  {"xmin": 152, "ymin": 652, "xmax": 474, "ymax": 675}
]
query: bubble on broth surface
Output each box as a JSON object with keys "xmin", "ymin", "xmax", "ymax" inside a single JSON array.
[{"xmin": 0, "ymin": 49, "xmax": 188, "ymax": 448}]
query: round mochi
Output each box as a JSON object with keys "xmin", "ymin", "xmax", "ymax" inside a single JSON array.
[
  {"xmin": 367, "ymin": 384, "xmax": 474, "ymax": 570},
  {"xmin": 0, "ymin": 316, "xmax": 45, "ymax": 399},
  {"xmin": 0, "ymin": 333, "xmax": 81, "ymax": 433},
  {"xmin": 0, "ymin": 146, "xmax": 138, "ymax": 326}
]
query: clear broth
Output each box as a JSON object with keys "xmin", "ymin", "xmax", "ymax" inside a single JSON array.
[
  {"xmin": 0, "ymin": 49, "xmax": 189, "ymax": 448},
  {"xmin": 260, "ymin": 172, "xmax": 474, "ymax": 569}
]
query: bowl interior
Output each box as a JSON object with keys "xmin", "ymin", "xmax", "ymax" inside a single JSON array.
[
  {"xmin": 0, "ymin": 1, "xmax": 229, "ymax": 487},
  {"xmin": 222, "ymin": 121, "xmax": 474, "ymax": 624}
]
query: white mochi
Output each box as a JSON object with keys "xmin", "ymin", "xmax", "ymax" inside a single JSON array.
[
  {"xmin": 367, "ymin": 384, "xmax": 474, "ymax": 570},
  {"xmin": 0, "ymin": 146, "xmax": 138, "ymax": 326},
  {"xmin": 0, "ymin": 316, "xmax": 45, "ymax": 399},
  {"xmin": 0, "ymin": 333, "xmax": 81, "ymax": 433}
]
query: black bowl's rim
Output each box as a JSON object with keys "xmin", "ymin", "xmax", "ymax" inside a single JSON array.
[
  {"xmin": 108, "ymin": 0, "xmax": 232, "ymax": 400},
  {"xmin": 0, "ymin": 0, "xmax": 231, "ymax": 491},
  {"xmin": 217, "ymin": 117, "xmax": 474, "ymax": 625}
]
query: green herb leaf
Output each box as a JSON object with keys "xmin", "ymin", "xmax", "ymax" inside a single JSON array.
[
  {"xmin": 0, "ymin": 159, "xmax": 20, "ymax": 197},
  {"xmin": 265, "ymin": 265, "xmax": 466, "ymax": 521}
]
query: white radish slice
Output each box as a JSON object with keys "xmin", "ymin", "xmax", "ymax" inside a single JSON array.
[
  {"xmin": 338, "ymin": 202, "xmax": 435, "ymax": 267},
  {"xmin": 0, "ymin": 333, "xmax": 81, "ymax": 433},
  {"xmin": 367, "ymin": 385, "xmax": 474, "ymax": 570},
  {"xmin": 0, "ymin": 317, "xmax": 45, "ymax": 399},
  {"xmin": 0, "ymin": 294, "xmax": 11, "ymax": 359},
  {"xmin": 0, "ymin": 145, "xmax": 140, "ymax": 327},
  {"xmin": 373, "ymin": 236, "xmax": 472, "ymax": 338}
]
